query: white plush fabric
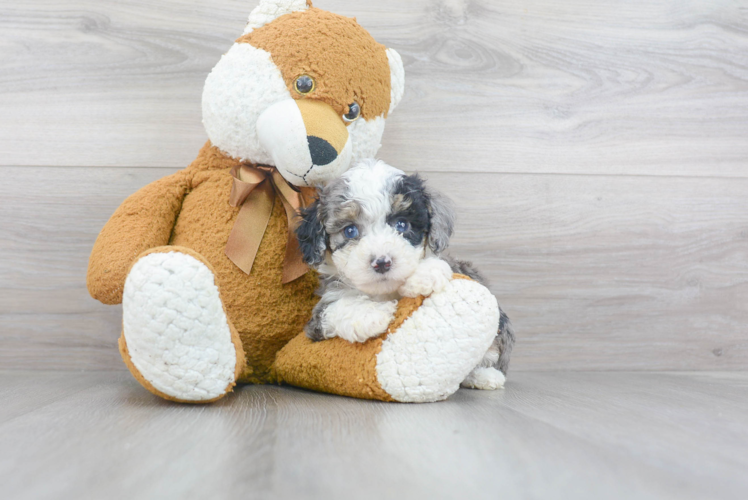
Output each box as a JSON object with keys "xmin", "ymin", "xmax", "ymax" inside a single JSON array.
[
  {"xmin": 348, "ymin": 115, "xmax": 386, "ymax": 167},
  {"xmin": 257, "ymin": 98, "xmax": 358, "ymax": 186},
  {"xmin": 376, "ymin": 279, "xmax": 499, "ymax": 403},
  {"xmin": 202, "ymin": 43, "xmax": 291, "ymax": 166},
  {"xmin": 123, "ymin": 252, "xmax": 237, "ymax": 402},
  {"xmin": 305, "ymin": 138, "xmax": 352, "ymax": 187},
  {"xmin": 243, "ymin": 0, "xmax": 310, "ymax": 35},
  {"xmin": 256, "ymin": 99, "xmax": 315, "ymax": 183},
  {"xmin": 386, "ymin": 48, "xmax": 405, "ymax": 114}
]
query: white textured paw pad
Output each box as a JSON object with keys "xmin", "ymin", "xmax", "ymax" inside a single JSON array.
[
  {"xmin": 123, "ymin": 252, "xmax": 237, "ymax": 401},
  {"xmin": 461, "ymin": 367, "xmax": 506, "ymax": 390},
  {"xmin": 376, "ymin": 279, "xmax": 500, "ymax": 403}
]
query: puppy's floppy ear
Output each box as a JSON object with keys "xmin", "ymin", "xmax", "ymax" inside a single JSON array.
[
  {"xmin": 296, "ymin": 201, "xmax": 327, "ymax": 267},
  {"xmin": 426, "ymin": 187, "xmax": 455, "ymax": 255}
]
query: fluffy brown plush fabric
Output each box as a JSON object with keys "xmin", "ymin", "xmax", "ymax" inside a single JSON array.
[
  {"xmin": 238, "ymin": 7, "xmax": 392, "ymax": 120},
  {"xmin": 87, "ymin": 172, "xmax": 191, "ymax": 305},
  {"xmin": 272, "ymin": 297, "xmax": 425, "ymax": 402},
  {"xmin": 88, "ymin": 142, "xmax": 320, "ymax": 384}
]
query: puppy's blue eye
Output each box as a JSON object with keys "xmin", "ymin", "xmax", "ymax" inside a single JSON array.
[
  {"xmin": 395, "ymin": 219, "xmax": 410, "ymax": 233},
  {"xmin": 343, "ymin": 225, "xmax": 359, "ymax": 239}
]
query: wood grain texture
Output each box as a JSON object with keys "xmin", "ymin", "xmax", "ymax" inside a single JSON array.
[
  {"xmin": 2, "ymin": 166, "xmax": 746, "ymax": 371},
  {"xmin": 441, "ymin": 171, "xmax": 748, "ymax": 370},
  {"xmin": 1, "ymin": 0, "xmax": 747, "ymax": 176},
  {"xmin": 2, "ymin": 371, "xmax": 747, "ymax": 500},
  {"xmin": 0, "ymin": 167, "xmax": 174, "ymax": 371}
]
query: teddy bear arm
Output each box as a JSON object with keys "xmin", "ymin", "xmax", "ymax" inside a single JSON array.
[
  {"xmin": 273, "ymin": 276, "xmax": 500, "ymax": 403},
  {"xmin": 87, "ymin": 171, "xmax": 191, "ymax": 305}
]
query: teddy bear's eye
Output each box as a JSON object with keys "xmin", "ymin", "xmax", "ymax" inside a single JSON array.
[
  {"xmin": 343, "ymin": 102, "xmax": 361, "ymax": 122},
  {"xmin": 294, "ymin": 75, "xmax": 315, "ymax": 94}
]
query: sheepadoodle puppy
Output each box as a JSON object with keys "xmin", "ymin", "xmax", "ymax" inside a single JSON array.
[{"xmin": 295, "ymin": 159, "xmax": 515, "ymax": 389}]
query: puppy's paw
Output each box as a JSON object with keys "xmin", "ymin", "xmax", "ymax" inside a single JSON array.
[
  {"xmin": 331, "ymin": 300, "xmax": 398, "ymax": 344},
  {"xmin": 461, "ymin": 367, "xmax": 506, "ymax": 390},
  {"xmin": 398, "ymin": 258, "xmax": 453, "ymax": 298}
]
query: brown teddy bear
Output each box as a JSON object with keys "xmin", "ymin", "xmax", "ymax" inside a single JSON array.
[{"xmin": 87, "ymin": 0, "xmax": 503, "ymax": 404}]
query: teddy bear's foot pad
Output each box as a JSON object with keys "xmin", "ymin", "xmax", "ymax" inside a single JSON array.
[
  {"xmin": 376, "ymin": 278, "xmax": 500, "ymax": 403},
  {"xmin": 122, "ymin": 251, "xmax": 239, "ymax": 402}
]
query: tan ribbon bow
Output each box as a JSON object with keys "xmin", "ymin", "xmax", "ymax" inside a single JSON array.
[{"xmin": 225, "ymin": 164, "xmax": 315, "ymax": 284}]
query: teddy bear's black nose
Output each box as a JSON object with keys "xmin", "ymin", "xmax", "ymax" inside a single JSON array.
[{"xmin": 307, "ymin": 136, "xmax": 338, "ymax": 166}]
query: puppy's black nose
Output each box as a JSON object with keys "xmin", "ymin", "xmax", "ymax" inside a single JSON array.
[
  {"xmin": 372, "ymin": 256, "xmax": 392, "ymax": 274},
  {"xmin": 307, "ymin": 136, "xmax": 338, "ymax": 166}
]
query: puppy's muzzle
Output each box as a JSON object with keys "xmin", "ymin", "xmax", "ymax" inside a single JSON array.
[{"xmin": 372, "ymin": 256, "xmax": 392, "ymax": 274}]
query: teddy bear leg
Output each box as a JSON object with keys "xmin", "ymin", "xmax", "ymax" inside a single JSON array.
[
  {"xmin": 274, "ymin": 276, "xmax": 499, "ymax": 403},
  {"xmin": 120, "ymin": 246, "xmax": 245, "ymax": 403}
]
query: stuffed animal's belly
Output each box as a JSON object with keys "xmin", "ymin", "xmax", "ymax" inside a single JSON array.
[{"xmin": 170, "ymin": 169, "xmax": 319, "ymax": 383}]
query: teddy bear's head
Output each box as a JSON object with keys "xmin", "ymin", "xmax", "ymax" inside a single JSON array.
[{"xmin": 202, "ymin": 0, "xmax": 405, "ymax": 187}]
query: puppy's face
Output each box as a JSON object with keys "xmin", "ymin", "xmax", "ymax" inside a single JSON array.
[{"xmin": 297, "ymin": 160, "xmax": 455, "ymax": 296}]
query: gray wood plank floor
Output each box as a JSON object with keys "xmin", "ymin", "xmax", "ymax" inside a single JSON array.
[{"xmin": 2, "ymin": 371, "xmax": 747, "ymax": 500}]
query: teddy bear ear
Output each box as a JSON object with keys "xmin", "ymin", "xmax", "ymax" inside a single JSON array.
[
  {"xmin": 387, "ymin": 48, "xmax": 405, "ymax": 114},
  {"xmin": 243, "ymin": 0, "xmax": 312, "ymax": 35}
]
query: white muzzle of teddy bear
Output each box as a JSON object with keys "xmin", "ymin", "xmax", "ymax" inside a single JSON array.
[{"xmin": 256, "ymin": 99, "xmax": 353, "ymax": 187}]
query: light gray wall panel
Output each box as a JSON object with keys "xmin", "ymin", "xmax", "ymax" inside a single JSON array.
[
  {"xmin": 1, "ymin": 0, "xmax": 746, "ymax": 176},
  {"xmin": 1, "ymin": 167, "xmax": 746, "ymax": 371}
]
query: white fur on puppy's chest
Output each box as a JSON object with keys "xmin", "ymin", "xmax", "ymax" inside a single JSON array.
[{"xmin": 376, "ymin": 278, "xmax": 500, "ymax": 403}]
